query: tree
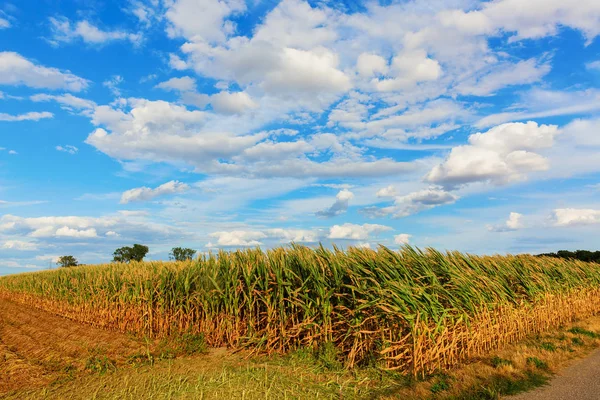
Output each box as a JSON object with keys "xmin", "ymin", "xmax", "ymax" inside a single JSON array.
[
  {"xmin": 170, "ymin": 247, "xmax": 196, "ymax": 261},
  {"xmin": 537, "ymin": 250, "xmax": 600, "ymax": 263},
  {"xmin": 112, "ymin": 244, "xmax": 149, "ymax": 263},
  {"xmin": 57, "ymin": 255, "xmax": 78, "ymax": 268}
]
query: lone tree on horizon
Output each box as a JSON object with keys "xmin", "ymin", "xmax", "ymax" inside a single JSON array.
[
  {"xmin": 57, "ymin": 255, "xmax": 78, "ymax": 268},
  {"xmin": 169, "ymin": 247, "xmax": 196, "ymax": 261},
  {"xmin": 112, "ymin": 244, "xmax": 149, "ymax": 263}
]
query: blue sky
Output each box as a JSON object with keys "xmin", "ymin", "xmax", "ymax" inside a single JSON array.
[{"xmin": 1, "ymin": 0, "xmax": 600, "ymax": 274}]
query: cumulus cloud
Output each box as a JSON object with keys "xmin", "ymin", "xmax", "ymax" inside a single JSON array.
[
  {"xmin": 207, "ymin": 227, "xmax": 322, "ymax": 248},
  {"xmin": 55, "ymin": 226, "xmax": 98, "ymax": 238},
  {"xmin": 165, "ymin": 0, "xmax": 246, "ymax": 43},
  {"xmin": 427, "ymin": 122, "xmax": 559, "ymax": 188},
  {"xmin": 120, "ymin": 180, "xmax": 190, "ymax": 204},
  {"xmin": 48, "ymin": 17, "xmax": 142, "ymax": 46},
  {"xmin": 356, "ymin": 53, "xmax": 388, "ymax": 77},
  {"xmin": 266, "ymin": 228, "xmax": 320, "ymax": 243},
  {"xmin": 488, "ymin": 212, "xmax": 524, "ymax": 232},
  {"xmin": 481, "ymin": 0, "xmax": 600, "ymax": 43},
  {"xmin": 0, "ymin": 52, "xmax": 89, "ymax": 91},
  {"xmin": 84, "ymin": 97, "xmax": 415, "ymax": 179},
  {"xmin": 208, "ymin": 230, "xmax": 266, "ymax": 247},
  {"xmin": 328, "ymin": 223, "xmax": 392, "ymax": 240},
  {"xmin": 376, "ymin": 185, "xmax": 397, "ymax": 197},
  {"xmin": 0, "ymin": 213, "xmax": 186, "ymax": 245},
  {"xmin": 0, "ymin": 111, "xmax": 53, "ymax": 121},
  {"xmin": 211, "ymin": 91, "xmax": 257, "ymax": 114},
  {"xmin": 155, "ymin": 76, "xmax": 197, "ymax": 92},
  {"xmin": 552, "ymin": 208, "xmax": 600, "ymax": 226},
  {"xmin": 374, "ymin": 49, "xmax": 442, "ymax": 92},
  {"xmin": 363, "ymin": 188, "xmax": 458, "ymax": 218},
  {"xmin": 316, "ymin": 189, "xmax": 354, "ymax": 218},
  {"xmin": 394, "ymin": 233, "xmax": 411, "ymax": 245}
]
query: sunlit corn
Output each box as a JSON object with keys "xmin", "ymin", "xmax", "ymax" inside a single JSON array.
[{"xmin": 1, "ymin": 245, "xmax": 600, "ymax": 376}]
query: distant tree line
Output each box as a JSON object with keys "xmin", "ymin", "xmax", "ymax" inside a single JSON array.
[
  {"xmin": 56, "ymin": 245, "xmax": 197, "ymax": 267},
  {"xmin": 538, "ymin": 250, "xmax": 600, "ymax": 263}
]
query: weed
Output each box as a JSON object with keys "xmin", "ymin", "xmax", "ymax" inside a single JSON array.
[
  {"xmin": 430, "ymin": 374, "xmax": 451, "ymax": 394},
  {"xmin": 85, "ymin": 355, "xmax": 116, "ymax": 374},
  {"xmin": 526, "ymin": 357, "xmax": 548, "ymax": 371},
  {"xmin": 490, "ymin": 356, "xmax": 513, "ymax": 368},
  {"xmin": 539, "ymin": 342, "xmax": 557, "ymax": 352},
  {"xmin": 568, "ymin": 327, "xmax": 599, "ymax": 338},
  {"xmin": 571, "ymin": 337, "xmax": 585, "ymax": 346}
]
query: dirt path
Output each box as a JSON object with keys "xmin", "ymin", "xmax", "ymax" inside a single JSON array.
[
  {"xmin": 507, "ymin": 349, "xmax": 600, "ymax": 400},
  {"xmin": 0, "ymin": 298, "xmax": 149, "ymax": 396}
]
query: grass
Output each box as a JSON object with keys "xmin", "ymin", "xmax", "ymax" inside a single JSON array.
[
  {"xmin": 6, "ymin": 314, "xmax": 600, "ymax": 400},
  {"xmin": 2, "ymin": 245, "xmax": 600, "ymax": 378}
]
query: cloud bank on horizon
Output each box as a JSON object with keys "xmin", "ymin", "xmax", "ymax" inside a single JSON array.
[{"xmin": 1, "ymin": 0, "xmax": 599, "ymax": 274}]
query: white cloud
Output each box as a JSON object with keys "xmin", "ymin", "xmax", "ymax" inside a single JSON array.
[
  {"xmin": 31, "ymin": 93, "xmax": 96, "ymax": 110},
  {"xmin": 165, "ymin": 0, "xmax": 246, "ymax": 43},
  {"xmin": 376, "ymin": 185, "xmax": 397, "ymax": 197},
  {"xmin": 208, "ymin": 230, "xmax": 266, "ymax": 247},
  {"xmin": 127, "ymin": 1, "xmax": 160, "ymax": 28},
  {"xmin": 552, "ymin": 208, "xmax": 600, "ymax": 227},
  {"xmin": 0, "ymin": 17, "xmax": 10, "ymax": 29},
  {"xmin": 155, "ymin": 76, "xmax": 197, "ymax": 92},
  {"xmin": 211, "ymin": 91, "xmax": 257, "ymax": 114},
  {"xmin": 103, "ymin": 75, "xmax": 124, "ymax": 97},
  {"xmin": 56, "ymin": 145, "xmax": 78, "ymax": 154},
  {"xmin": 455, "ymin": 58, "xmax": 550, "ymax": 96},
  {"xmin": 2, "ymin": 240, "xmax": 38, "ymax": 251},
  {"xmin": 481, "ymin": 0, "xmax": 600, "ymax": 44},
  {"xmin": 120, "ymin": 180, "xmax": 190, "ymax": 204},
  {"xmin": 488, "ymin": 212, "xmax": 524, "ymax": 232},
  {"xmin": 85, "ymin": 99, "xmax": 253, "ymax": 170},
  {"xmin": 328, "ymin": 223, "xmax": 392, "ymax": 240},
  {"xmin": 266, "ymin": 228, "xmax": 320, "ymax": 243},
  {"xmin": 55, "ymin": 226, "xmax": 98, "ymax": 238},
  {"xmin": 176, "ymin": 1, "xmax": 350, "ymax": 104},
  {"xmin": 0, "ymin": 213, "xmax": 186, "ymax": 248},
  {"xmin": 49, "ymin": 17, "xmax": 142, "ymax": 46},
  {"xmin": 475, "ymin": 88, "xmax": 600, "ymax": 128},
  {"xmin": 0, "ymin": 52, "xmax": 88, "ymax": 91},
  {"xmin": 105, "ymin": 231, "xmax": 120, "ymax": 237},
  {"xmin": 316, "ymin": 189, "xmax": 354, "ymax": 218},
  {"xmin": 394, "ymin": 233, "xmax": 411, "ymax": 245},
  {"xmin": 427, "ymin": 122, "xmax": 559, "ymax": 188},
  {"xmin": 374, "ymin": 49, "xmax": 442, "ymax": 92},
  {"xmin": 587, "ymin": 61, "xmax": 600, "ymax": 71},
  {"xmin": 84, "ymin": 98, "xmax": 415, "ymax": 179},
  {"xmin": 363, "ymin": 188, "xmax": 458, "ymax": 218},
  {"xmin": 8, "ymin": 150, "xmax": 17, "ymax": 155},
  {"xmin": 0, "ymin": 111, "xmax": 53, "ymax": 121},
  {"xmin": 356, "ymin": 53, "xmax": 388, "ymax": 77}
]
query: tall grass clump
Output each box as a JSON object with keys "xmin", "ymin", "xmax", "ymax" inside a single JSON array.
[{"xmin": 2, "ymin": 245, "xmax": 600, "ymax": 376}]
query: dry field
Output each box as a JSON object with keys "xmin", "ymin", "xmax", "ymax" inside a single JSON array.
[
  {"xmin": 2, "ymin": 246, "xmax": 600, "ymax": 376},
  {"xmin": 2, "ymin": 246, "xmax": 600, "ymax": 398}
]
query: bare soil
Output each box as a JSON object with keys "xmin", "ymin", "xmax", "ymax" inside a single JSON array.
[{"xmin": 0, "ymin": 298, "xmax": 148, "ymax": 396}]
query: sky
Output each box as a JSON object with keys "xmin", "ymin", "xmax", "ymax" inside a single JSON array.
[{"xmin": 1, "ymin": 0, "xmax": 600, "ymax": 275}]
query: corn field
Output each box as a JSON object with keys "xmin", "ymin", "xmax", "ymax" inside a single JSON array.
[{"xmin": 1, "ymin": 245, "xmax": 600, "ymax": 376}]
